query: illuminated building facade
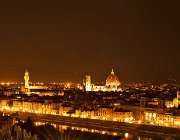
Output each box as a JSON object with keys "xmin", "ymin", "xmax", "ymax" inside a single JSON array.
[
  {"xmin": 98, "ymin": 106, "xmax": 133, "ymax": 122},
  {"xmin": 106, "ymin": 69, "xmax": 121, "ymax": 91},
  {"xmin": 144, "ymin": 111, "xmax": 180, "ymax": 128},
  {"xmin": 24, "ymin": 69, "xmax": 29, "ymax": 88},
  {"xmin": 23, "ymin": 69, "xmax": 47, "ymax": 94},
  {"xmin": 85, "ymin": 69, "xmax": 121, "ymax": 92},
  {"xmin": 113, "ymin": 108, "xmax": 133, "ymax": 122},
  {"xmin": 98, "ymin": 107, "xmax": 113, "ymax": 120},
  {"xmin": 85, "ymin": 75, "xmax": 91, "ymax": 92}
]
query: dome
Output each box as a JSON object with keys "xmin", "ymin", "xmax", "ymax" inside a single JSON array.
[{"xmin": 106, "ymin": 69, "xmax": 120, "ymax": 88}]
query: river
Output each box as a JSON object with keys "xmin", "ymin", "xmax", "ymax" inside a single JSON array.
[{"xmin": 34, "ymin": 121, "xmax": 178, "ymax": 140}]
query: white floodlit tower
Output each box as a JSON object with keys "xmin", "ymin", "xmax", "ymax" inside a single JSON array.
[
  {"xmin": 24, "ymin": 69, "xmax": 29, "ymax": 88},
  {"xmin": 85, "ymin": 75, "xmax": 91, "ymax": 91}
]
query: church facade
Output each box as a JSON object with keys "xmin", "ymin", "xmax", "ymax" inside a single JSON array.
[{"xmin": 85, "ymin": 69, "xmax": 122, "ymax": 92}]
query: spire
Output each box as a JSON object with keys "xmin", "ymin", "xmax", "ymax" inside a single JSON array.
[
  {"xmin": 111, "ymin": 69, "xmax": 114, "ymax": 75},
  {"xmin": 25, "ymin": 69, "xmax": 29, "ymax": 73}
]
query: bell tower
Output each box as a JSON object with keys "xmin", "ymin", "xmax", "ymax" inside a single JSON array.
[
  {"xmin": 85, "ymin": 75, "xmax": 91, "ymax": 91},
  {"xmin": 24, "ymin": 69, "xmax": 29, "ymax": 88}
]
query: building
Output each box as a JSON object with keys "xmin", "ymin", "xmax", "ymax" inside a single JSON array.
[
  {"xmin": 145, "ymin": 111, "xmax": 180, "ymax": 128},
  {"xmin": 22, "ymin": 69, "xmax": 47, "ymax": 94},
  {"xmin": 59, "ymin": 105, "xmax": 73, "ymax": 116},
  {"xmin": 98, "ymin": 106, "xmax": 114, "ymax": 120},
  {"xmin": 85, "ymin": 69, "xmax": 122, "ymax": 92},
  {"xmin": 24, "ymin": 69, "xmax": 29, "ymax": 88},
  {"xmin": 119, "ymin": 104, "xmax": 141, "ymax": 121},
  {"xmin": 106, "ymin": 69, "xmax": 121, "ymax": 92},
  {"xmin": 97, "ymin": 106, "xmax": 133, "ymax": 122},
  {"xmin": 85, "ymin": 75, "xmax": 91, "ymax": 92},
  {"xmin": 80, "ymin": 109, "xmax": 96, "ymax": 119},
  {"xmin": 113, "ymin": 108, "xmax": 133, "ymax": 122}
]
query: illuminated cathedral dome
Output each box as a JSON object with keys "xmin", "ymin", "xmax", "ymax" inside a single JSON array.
[{"xmin": 106, "ymin": 69, "xmax": 120, "ymax": 91}]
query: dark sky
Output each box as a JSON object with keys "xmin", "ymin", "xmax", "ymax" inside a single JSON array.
[{"xmin": 0, "ymin": 1, "xmax": 179, "ymax": 83}]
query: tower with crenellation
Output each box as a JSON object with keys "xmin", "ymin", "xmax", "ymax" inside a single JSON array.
[{"xmin": 24, "ymin": 69, "xmax": 29, "ymax": 88}]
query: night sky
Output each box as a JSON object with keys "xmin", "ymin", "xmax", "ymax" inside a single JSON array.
[{"xmin": 0, "ymin": 1, "xmax": 179, "ymax": 83}]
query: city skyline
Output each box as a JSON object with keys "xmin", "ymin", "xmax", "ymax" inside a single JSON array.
[
  {"xmin": 0, "ymin": 1, "xmax": 179, "ymax": 83},
  {"xmin": 0, "ymin": 68, "xmax": 178, "ymax": 85}
]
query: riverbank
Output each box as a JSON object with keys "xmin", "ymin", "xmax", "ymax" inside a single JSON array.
[{"xmin": 18, "ymin": 112, "xmax": 180, "ymax": 138}]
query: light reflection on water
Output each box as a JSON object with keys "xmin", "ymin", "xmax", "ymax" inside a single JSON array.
[
  {"xmin": 35, "ymin": 121, "xmax": 130, "ymax": 139},
  {"xmin": 34, "ymin": 121, "xmax": 178, "ymax": 140}
]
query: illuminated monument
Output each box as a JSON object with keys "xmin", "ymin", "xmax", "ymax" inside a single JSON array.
[
  {"xmin": 85, "ymin": 75, "xmax": 91, "ymax": 92},
  {"xmin": 105, "ymin": 69, "xmax": 120, "ymax": 91},
  {"xmin": 23, "ymin": 69, "xmax": 47, "ymax": 94},
  {"xmin": 24, "ymin": 69, "xmax": 29, "ymax": 88},
  {"xmin": 85, "ymin": 69, "xmax": 122, "ymax": 92}
]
